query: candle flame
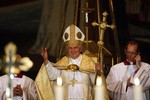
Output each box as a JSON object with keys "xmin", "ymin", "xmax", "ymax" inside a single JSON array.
[
  {"xmin": 7, "ymin": 98, "xmax": 13, "ymax": 100},
  {"xmin": 96, "ymin": 76, "xmax": 102, "ymax": 86},
  {"xmin": 57, "ymin": 77, "xmax": 62, "ymax": 86},
  {"xmin": 134, "ymin": 77, "xmax": 140, "ymax": 86}
]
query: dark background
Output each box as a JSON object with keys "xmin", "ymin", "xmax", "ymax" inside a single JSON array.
[{"xmin": 0, "ymin": 0, "xmax": 149, "ymax": 79}]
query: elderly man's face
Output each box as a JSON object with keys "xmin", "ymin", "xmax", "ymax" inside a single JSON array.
[{"xmin": 67, "ymin": 45, "xmax": 82, "ymax": 59}]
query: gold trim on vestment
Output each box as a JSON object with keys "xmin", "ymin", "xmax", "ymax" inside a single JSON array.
[{"xmin": 54, "ymin": 54, "xmax": 95, "ymax": 74}]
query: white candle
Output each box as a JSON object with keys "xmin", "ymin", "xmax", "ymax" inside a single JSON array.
[
  {"xmin": 133, "ymin": 78, "xmax": 143, "ymax": 100},
  {"xmin": 94, "ymin": 76, "xmax": 104, "ymax": 100},
  {"xmin": 54, "ymin": 77, "xmax": 64, "ymax": 100}
]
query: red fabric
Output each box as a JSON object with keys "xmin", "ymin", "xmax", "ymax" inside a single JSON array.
[
  {"xmin": 123, "ymin": 60, "xmax": 136, "ymax": 65},
  {"xmin": 14, "ymin": 73, "xmax": 23, "ymax": 78}
]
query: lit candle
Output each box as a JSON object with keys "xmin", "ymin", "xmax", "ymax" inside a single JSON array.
[
  {"xmin": 94, "ymin": 76, "xmax": 104, "ymax": 100},
  {"xmin": 54, "ymin": 77, "xmax": 64, "ymax": 100},
  {"xmin": 133, "ymin": 78, "xmax": 143, "ymax": 100}
]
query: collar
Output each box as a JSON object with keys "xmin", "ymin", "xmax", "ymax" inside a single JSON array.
[
  {"xmin": 123, "ymin": 60, "xmax": 136, "ymax": 65},
  {"xmin": 14, "ymin": 73, "xmax": 23, "ymax": 78},
  {"xmin": 70, "ymin": 54, "xmax": 82, "ymax": 65}
]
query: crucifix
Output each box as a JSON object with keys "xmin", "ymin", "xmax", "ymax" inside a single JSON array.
[
  {"xmin": 3, "ymin": 42, "xmax": 18, "ymax": 100},
  {"xmin": 82, "ymin": 1, "xmax": 94, "ymax": 54},
  {"xmin": 0, "ymin": 42, "xmax": 33, "ymax": 100},
  {"xmin": 92, "ymin": 11, "xmax": 115, "ymax": 84},
  {"xmin": 70, "ymin": 77, "xmax": 78, "ymax": 87},
  {"xmin": 92, "ymin": 11, "xmax": 115, "ymax": 69}
]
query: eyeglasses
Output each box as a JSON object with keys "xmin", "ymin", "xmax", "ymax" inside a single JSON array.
[{"xmin": 126, "ymin": 51, "xmax": 137, "ymax": 55}]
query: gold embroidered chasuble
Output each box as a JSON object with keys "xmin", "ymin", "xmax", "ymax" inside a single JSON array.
[
  {"xmin": 55, "ymin": 54, "xmax": 95, "ymax": 100},
  {"xmin": 55, "ymin": 54, "xmax": 95, "ymax": 71},
  {"xmin": 35, "ymin": 63, "xmax": 55, "ymax": 100},
  {"xmin": 35, "ymin": 54, "xmax": 109, "ymax": 100}
]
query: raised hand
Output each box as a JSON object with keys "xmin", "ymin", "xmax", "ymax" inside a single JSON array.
[
  {"xmin": 41, "ymin": 48, "xmax": 49, "ymax": 65},
  {"xmin": 135, "ymin": 53, "xmax": 141, "ymax": 69}
]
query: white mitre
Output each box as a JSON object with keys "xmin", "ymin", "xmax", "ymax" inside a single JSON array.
[{"xmin": 63, "ymin": 24, "xmax": 85, "ymax": 46}]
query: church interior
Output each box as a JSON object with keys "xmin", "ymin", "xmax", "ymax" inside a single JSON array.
[{"xmin": 0, "ymin": 0, "xmax": 150, "ymax": 80}]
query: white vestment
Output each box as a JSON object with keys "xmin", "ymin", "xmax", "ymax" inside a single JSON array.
[
  {"xmin": 35, "ymin": 54, "xmax": 110, "ymax": 100},
  {"xmin": 0, "ymin": 75, "xmax": 38, "ymax": 100},
  {"xmin": 106, "ymin": 62, "xmax": 150, "ymax": 100},
  {"xmin": 46, "ymin": 54, "xmax": 95, "ymax": 100}
]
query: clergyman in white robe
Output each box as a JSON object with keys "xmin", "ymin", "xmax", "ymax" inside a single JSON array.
[
  {"xmin": 106, "ymin": 61, "xmax": 150, "ymax": 100},
  {"xmin": 0, "ymin": 74, "xmax": 38, "ymax": 100}
]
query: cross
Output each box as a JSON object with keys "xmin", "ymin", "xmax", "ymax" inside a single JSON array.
[
  {"xmin": 70, "ymin": 77, "xmax": 77, "ymax": 87},
  {"xmin": 82, "ymin": 2, "xmax": 94, "ymax": 24},
  {"xmin": 92, "ymin": 11, "xmax": 115, "ymax": 84},
  {"xmin": 2, "ymin": 42, "xmax": 18, "ymax": 100},
  {"xmin": 92, "ymin": 11, "xmax": 115, "ymax": 67},
  {"xmin": 0, "ymin": 42, "xmax": 33, "ymax": 100},
  {"xmin": 82, "ymin": 2, "xmax": 94, "ymax": 52}
]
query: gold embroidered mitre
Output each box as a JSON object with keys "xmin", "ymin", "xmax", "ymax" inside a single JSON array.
[{"xmin": 63, "ymin": 24, "xmax": 85, "ymax": 46}]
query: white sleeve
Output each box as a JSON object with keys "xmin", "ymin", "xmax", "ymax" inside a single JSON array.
[
  {"xmin": 0, "ymin": 79, "xmax": 4, "ymax": 99},
  {"xmin": 45, "ymin": 61, "xmax": 61, "ymax": 80},
  {"xmin": 28, "ymin": 80, "xmax": 38, "ymax": 100},
  {"xmin": 106, "ymin": 68, "xmax": 127, "ymax": 99},
  {"xmin": 90, "ymin": 73, "xmax": 95, "ymax": 84},
  {"xmin": 130, "ymin": 63, "xmax": 150, "ymax": 91},
  {"xmin": 22, "ymin": 77, "xmax": 38, "ymax": 100},
  {"xmin": 0, "ymin": 76, "xmax": 7, "ymax": 100}
]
